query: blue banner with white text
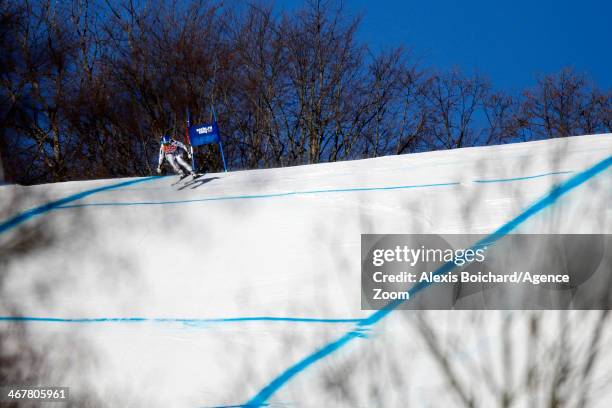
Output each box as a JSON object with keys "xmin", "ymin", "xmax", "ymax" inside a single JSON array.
[{"xmin": 189, "ymin": 122, "xmax": 220, "ymax": 146}]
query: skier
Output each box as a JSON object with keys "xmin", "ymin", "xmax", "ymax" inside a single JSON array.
[{"xmin": 156, "ymin": 135, "xmax": 196, "ymax": 177}]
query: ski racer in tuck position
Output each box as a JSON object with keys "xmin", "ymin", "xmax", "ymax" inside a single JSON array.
[{"xmin": 156, "ymin": 135, "xmax": 196, "ymax": 177}]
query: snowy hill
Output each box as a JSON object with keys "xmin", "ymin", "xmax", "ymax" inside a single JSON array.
[{"xmin": 1, "ymin": 134, "xmax": 611, "ymax": 407}]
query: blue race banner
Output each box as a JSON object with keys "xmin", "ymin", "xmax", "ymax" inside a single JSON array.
[{"xmin": 189, "ymin": 122, "xmax": 220, "ymax": 146}]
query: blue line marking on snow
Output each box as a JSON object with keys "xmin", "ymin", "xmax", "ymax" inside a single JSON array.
[
  {"xmin": 200, "ymin": 404, "xmax": 270, "ymax": 408},
  {"xmin": 243, "ymin": 156, "xmax": 612, "ymax": 407},
  {"xmin": 0, "ymin": 176, "xmax": 160, "ymax": 235},
  {"xmin": 0, "ymin": 316, "xmax": 362, "ymax": 325},
  {"xmin": 55, "ymin": 170, "xmax": 578, "ymax": 210},
  {"xmin": 473, "ymin": 170, "xmax": 574, "ymax": 183},
  {"xmin": 56, "ymin": 182, "xmax": 461, "ymax": 208}
]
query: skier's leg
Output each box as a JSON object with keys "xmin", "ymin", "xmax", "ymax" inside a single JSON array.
[
  {"xmin": 166, "ymin": 155, "xmax": 184, "ymax": 175},
  {"xmin": 176, "ymin": 155, "xmax": 194, "ymax": 174}
]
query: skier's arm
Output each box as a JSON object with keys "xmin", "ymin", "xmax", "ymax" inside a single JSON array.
[{"xmin": 157, "ymin": 146, "xmax": 164, "ymax": 168}]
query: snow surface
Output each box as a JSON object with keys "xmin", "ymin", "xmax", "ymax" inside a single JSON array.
[{"xmin": 1, "ymin": 134, "xmax": 611, "ymax": 407}]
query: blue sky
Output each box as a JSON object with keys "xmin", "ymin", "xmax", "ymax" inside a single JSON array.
[{"xmin": 281, "ymin": 0, "xmax": 611, "ymax": 92}]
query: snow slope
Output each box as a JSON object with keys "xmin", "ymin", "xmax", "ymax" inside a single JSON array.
[{"xmin": 1, "ymin": 134, "xmax": 611, "ymax": 407}]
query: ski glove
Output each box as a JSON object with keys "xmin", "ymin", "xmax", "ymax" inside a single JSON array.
[{"xmin": 156, "ymin": 166, "xmax": 162, "ymax": 174}]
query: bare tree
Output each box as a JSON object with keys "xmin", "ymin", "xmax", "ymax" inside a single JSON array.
[
  {"xmin": 412, "ymin": 310, "xmax": 612, "ymax": 408},
  {"xmin": 420, "ymin": 69, "xmax": 490, "ymax": 150},
  {"xmin": 521, "ymin": 68, "xmax": 610, "ymax": 139},
  {"xmin": 228, "ymin": 3, "xmax": 289, "ymax": 168},
  {"xmin": 281, "ymin": 0, "xmax": 367, "ymax": 164},
  {"xmin": 482, "ymin": 91, "xmax": 525, "ymax": 145}
]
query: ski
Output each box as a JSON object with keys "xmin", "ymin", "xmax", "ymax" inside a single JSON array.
[
  {"xmin": 171, "ymin": 172, "xmax": 207, "ymax": 188},
  {"xmin": 171, "ymin": 173, "xmax": 190, "ymax": 186}
]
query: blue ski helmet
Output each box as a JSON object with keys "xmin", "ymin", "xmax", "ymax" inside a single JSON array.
[{"xmin": 161, "ymin": 135, "xmax": 171, "ymax": 144}]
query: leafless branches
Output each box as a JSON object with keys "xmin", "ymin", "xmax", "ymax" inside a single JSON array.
[{"xmin": 1, "ymin": 0, "xmax": 610, "ymax": 185}]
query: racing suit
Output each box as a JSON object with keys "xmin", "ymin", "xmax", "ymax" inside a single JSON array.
[{"xmin": 157, "ymin": 139, "xmax": 194, "ymax": 176}]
